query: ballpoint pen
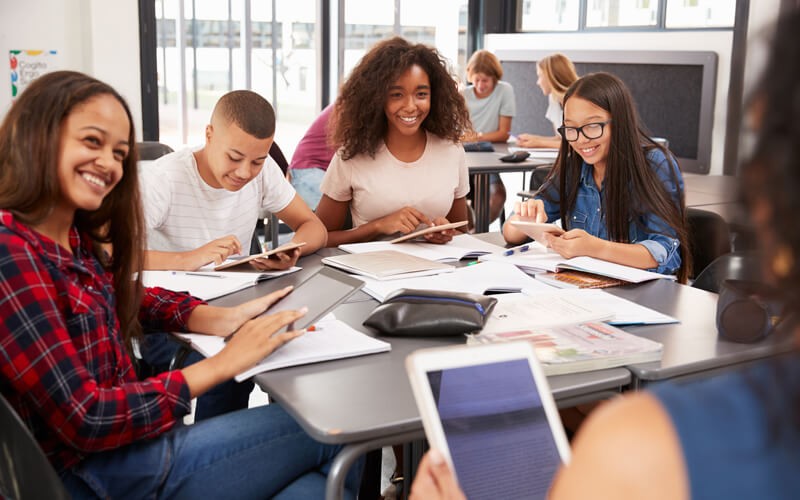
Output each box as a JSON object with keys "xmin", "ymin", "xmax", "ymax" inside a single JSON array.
[
  {"xmin": 183, "ymin": 272, "xmax": 226, "ymax": 279},
  {"xmin": 503, "ymin": 244, "xmax": 530, "ymax": 256}
]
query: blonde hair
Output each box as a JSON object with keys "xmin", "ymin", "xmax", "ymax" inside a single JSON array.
[
  {"xmin": 538, "ymin": 53, "xmax": 579, "ymax": 102},
  {"xmin": 466, "ymin": 50, "xmax": 504, "ymax": 84}
]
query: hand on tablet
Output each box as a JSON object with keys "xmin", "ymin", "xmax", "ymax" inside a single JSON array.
[
  {"xmin": 249, "ymin": 247, "xmax": 302, "ymax": 271},
  {"xmin": 373, "ymin": 206, "xmax": 432, "ymax": 236},
  {"xmin": 546, "ymin": 228, "xmax": 603, "ymax": 259},
  {"xmin": 422, "ymin": 217, "xmax": 457, "ymax": 245},
  {"xmin": 410, "ymin": 450, "xmax": 465, "ymax": 500},
  {"xmin": 187, "ymin": 235, "xmax": 243, "ymax": 270},
  {"xmin": 504, "ymin": 199, "xmax": 548, "ymax": 244}
]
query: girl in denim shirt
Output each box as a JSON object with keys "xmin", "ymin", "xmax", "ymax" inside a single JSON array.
[{"xmin": 503, "ymin": 72, "xmax": 690, "ymax": 282}]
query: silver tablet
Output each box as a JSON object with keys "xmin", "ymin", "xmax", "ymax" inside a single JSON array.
[
  {"xmin": 406, "ymin": 342, "xmax": 571, "ymax": 500},
  {"xmin": 264, "ymin": 267, "xmax": 365, "ymax": 330}
]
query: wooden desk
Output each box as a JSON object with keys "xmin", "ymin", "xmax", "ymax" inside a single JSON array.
[{"xmin": 466, "ymin": 144, "xmax": 551, "ymax": 233}]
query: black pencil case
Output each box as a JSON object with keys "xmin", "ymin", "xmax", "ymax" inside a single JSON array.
[{"xmin": 363, "ymin": 288, "xmax": 497, "ymax": 337}]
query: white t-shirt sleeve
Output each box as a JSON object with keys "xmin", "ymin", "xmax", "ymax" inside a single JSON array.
[
  {"xmin": 499, "ymin": 81, "xmax": 516, "ymax": 118},
  {"xmin": 454, "ymin": 147, "xmax": 470, "ymax": 199},
  {"xmin": 258, "ymin": 158, "xmax": 296, "ymax": 213},
  {"xmin": 320, "ymin": 151, "xmax": 354, "ymax": 202}
]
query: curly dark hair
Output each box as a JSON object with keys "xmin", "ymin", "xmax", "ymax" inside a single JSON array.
[
  {"xmin": 743, "ymin": 8, "xmax": 800, "ymax": 316},
  {"xmin": 331, "ymin": 36, "xmax": 471, "ymax": 160}
]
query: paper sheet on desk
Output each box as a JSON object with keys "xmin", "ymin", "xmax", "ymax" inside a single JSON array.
[
  {"xmin": 521, "ymin": 288, "xmax": 679, "ymax": 326},
  {"xmin": 339, "ymin": 233, "xmax": 504, "ymax": 262},
  {"xmin": 142, "ymin": 267, "xmax": 300, "ymax": 300},
  {"xmin": 355, "ymin": 260, "xmax": 550, "ymax": 301},
  {"xmin": 175, "ymin": 315, "xmax": 391, "ymax": 382},
  {"xmin": 481, "ymin": 293, "xmax": 614, "ymax": 333}
]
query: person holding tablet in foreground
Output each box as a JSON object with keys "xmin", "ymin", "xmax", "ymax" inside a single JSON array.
[
  {"xmin": 412, "ymin": 8, "xmax": 800, "ymax": 499},
  {"xmin": 0, "ymin": 71, "xmax": 360, "ymax": 498},
  {"xmin": 502, "ymin": 72, "xmax": 690, "ymax": 282},
  {"xmin": 315, "ymin": 37, "xmax": 471, "ymax": 247}
]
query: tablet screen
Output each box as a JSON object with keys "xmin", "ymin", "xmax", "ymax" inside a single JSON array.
[
  {"xmin": 426, "ymin": 359, "xmax": 562, "ymax": 500},
  {"xmin": 264, "ymin": 268, "xmax": 364, "ymax": 330}
]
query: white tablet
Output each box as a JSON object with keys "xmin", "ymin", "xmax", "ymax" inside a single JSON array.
[
  {"xmin": 389, "ymin": 220, "xmax": 468, "ymax": 244},
  {"xmin": 406, "ymin": 342, "xmax": 571, "ymax": 499},
  {"xmin": 214, "ymin": 241, "xmax": 307, "ymax": 271},
  {"xmin": 508, "ymin": 220, "xmax": 565, "ymax": 245}
]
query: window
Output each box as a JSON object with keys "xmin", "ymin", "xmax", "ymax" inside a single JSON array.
[{"xmin": 519, "ymin": 0, "xmax": 734, "ymax": 31}]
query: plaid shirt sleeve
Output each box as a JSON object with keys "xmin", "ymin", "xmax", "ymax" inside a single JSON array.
[
  {"xmin": 0, "ymin": 236, "xmax": 192, "ymax": 458},
  {"xmin": 139, "ymin": 286, "xmax": 205, "ymax": 332}
]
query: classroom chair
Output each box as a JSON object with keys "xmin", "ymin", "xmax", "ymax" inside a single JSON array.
[
  {"xmin": 0, "ymin": 393, "xmax": 70, "ymax": 500},
  {"xmin": 687, "ymin": 207, "xmax": 732, "ymax": 280},
  {"xmin": 137, "ymin": 141, "xmax": 174, "ymax": 161},
  {"xmin": 691, "ymin": 251, "xmax": 762, "ymax": 294},
  {"xmin": 257, "ymin": 141, "xmax": 293, "ymax": 251}
]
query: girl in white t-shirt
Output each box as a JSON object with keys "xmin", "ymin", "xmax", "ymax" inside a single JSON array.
[
  {"xmin": 317, "ymin": 37, "xmax": 472, "ymax": 247},
  {"xmin": 518, "ymin": 53, "xmax": 579, "ymax": 149}
]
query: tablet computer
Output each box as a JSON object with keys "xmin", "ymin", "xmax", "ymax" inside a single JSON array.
[
  {"xmin": 214, "ymin": 241, "xmax": 307, "ymax": 271},
  {"xmin": 508, "ymin": 220, "xmax": 565, "ymax": 245},
  {"xmin": 406, "ymin": 342, "xmax": 571, "ymax": 500},
  {"xmin": 260, "ymin": 266, "xmax": 365, "ymax": 331},
  {"xmin": 389, "ymin": 220, "xmax": 468, "ymax": 244}
]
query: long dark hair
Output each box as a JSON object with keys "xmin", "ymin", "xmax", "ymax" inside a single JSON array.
[
  {"xmin": 0, "ymin": 70, "xmax": 145, "ymax": 348},
  {"xmin": 545, "ymin": 72, "xmax": 691, "ymax": 282},
  {"xmin": 331, "ymin": 36, "xmax": 471, "ymax": 160}
]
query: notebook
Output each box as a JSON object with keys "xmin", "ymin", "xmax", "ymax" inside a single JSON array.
[
  {"xmin": 321, "ymin": 250, "xmax": 454, "ymax": 280},
  {"xmin": 340, "ymin": 233, "xmax": 505, "ymax": 262},
  {"xmin": 141, "ymin": 267, "xmax": 300, "ymax": 301}
]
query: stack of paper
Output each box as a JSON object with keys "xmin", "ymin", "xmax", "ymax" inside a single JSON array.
[{"xmin": 175, "ymin": 315, "xmax": 391, "ymax": 382}]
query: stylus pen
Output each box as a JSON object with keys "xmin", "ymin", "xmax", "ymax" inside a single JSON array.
[{"xmin": 503, "ymin": 244, "xmax": 530, "ymax": 256}]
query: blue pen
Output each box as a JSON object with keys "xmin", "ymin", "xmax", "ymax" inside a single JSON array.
[{"xmin": 503, "ymin": 244, "xmax": 530, "ymax": 256}]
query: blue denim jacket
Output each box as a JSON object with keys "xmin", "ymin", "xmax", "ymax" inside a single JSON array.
[{"xmin": 537, "ymin": 148, "xmax": 684, "ymax": 275}]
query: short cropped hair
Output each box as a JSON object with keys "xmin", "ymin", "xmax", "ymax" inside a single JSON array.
[
  {"xmin": 466, "ymin": 50, "xmax": 504, "ymax": 83},
  {"xmin": 212, "ymin": 90, "xmax": 276, "ymax": 139}
]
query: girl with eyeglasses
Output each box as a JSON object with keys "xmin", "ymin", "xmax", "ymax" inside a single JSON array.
[{"xmin": 503, "ymin": 72, "xmax": 691, "ymax": 282}]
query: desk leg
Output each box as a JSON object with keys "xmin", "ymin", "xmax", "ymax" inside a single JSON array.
[
  {"xmin": 325, "ymin": 430, "xmax": 426, "ymax": 500},
  {"xmin": 473, "ymin": 173, "xmax": 490, "ymax": 233}
]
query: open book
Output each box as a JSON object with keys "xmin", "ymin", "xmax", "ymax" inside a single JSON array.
[
  {"xmin": 175, "ymin": 315, "xmax": 391, "ymax": 382},
  {"xmin": 481, "ymin": 246, "xmax": 674, "ymax": 285},
  {"xmin": 321, "ymin": 250, "xmax": 454, "ymax": 280},
  {"xmin": 470, "ymin": 321, "xmax": 663, "ymax": 375},
  {"xmin": 213, "ymin": 241, "xmax": 306, "ymax": 271},
  {"xmin": 141, "ymin": 267, "xmax": 300, "ymax": 301}
]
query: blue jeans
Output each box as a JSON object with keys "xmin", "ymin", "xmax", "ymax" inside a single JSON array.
[
  {"xmin": 60, "ymin": 404, "xmax": 361, "ymax": 499},
  {"xmin": 289, "ymin": 167, "xmax": 326, "ymax": 210},
  {"xmin": 139, "ymin": 332, "xmax": 253, "ymax": 421}
]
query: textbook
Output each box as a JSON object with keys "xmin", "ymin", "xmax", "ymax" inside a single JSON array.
[
  {"xmin": 141, "ymin": 267, "xmax": 300, "ymax": 301},
  {"xmin": 321, "ymin": 250, "xmax": 454, "ymax": 280},
  {"xmin": 469, "ymin": 321, "xmax": 663, "ymax": 376},
  {"xmin": 175, "ymin": 315, "xmax": 391, "ymax": 382},
  {"xmin": 481, "ymin": 250, "xmax": 673, "ymax": 285},
  {"xmin": 213, "ymin": 241, "xmax": 306, "ymax": 271}
]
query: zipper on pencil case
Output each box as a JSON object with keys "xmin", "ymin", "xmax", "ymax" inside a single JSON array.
[{"xmin": 394, "ymin": 295, "xmax": 487, "ymax": 315}]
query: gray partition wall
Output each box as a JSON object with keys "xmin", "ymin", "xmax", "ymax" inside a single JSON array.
[{"xmin": 496, "ymin": 50, "xmax": 717, "ymax": 174}]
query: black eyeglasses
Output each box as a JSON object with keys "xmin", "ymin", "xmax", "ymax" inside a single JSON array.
[{"xmin": 558, "ymin": 119, "xmax": 612, "ymax": 142}]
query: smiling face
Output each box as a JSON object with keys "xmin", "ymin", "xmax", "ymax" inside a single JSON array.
[
  {"xmin": 563, "ymin": 96, "xmax": 613, "ymax": 171},
  {"xmin": 384, "ymin": 64, "xmax": 431, "ymax": 140},
  {"xmin": 56, "ymin": 94, "xmax": 130, "ymax": 217},
  {"xmin": 470, "ymin": 71, "xmax": 496, "ymax": 99},
  {"xmin": 200, "ymin": 118, "xmax": 273, "ymax": 191},
  {"xmin": 536, "ymin": 64, "xmax": 552, "ymax": 96}
]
